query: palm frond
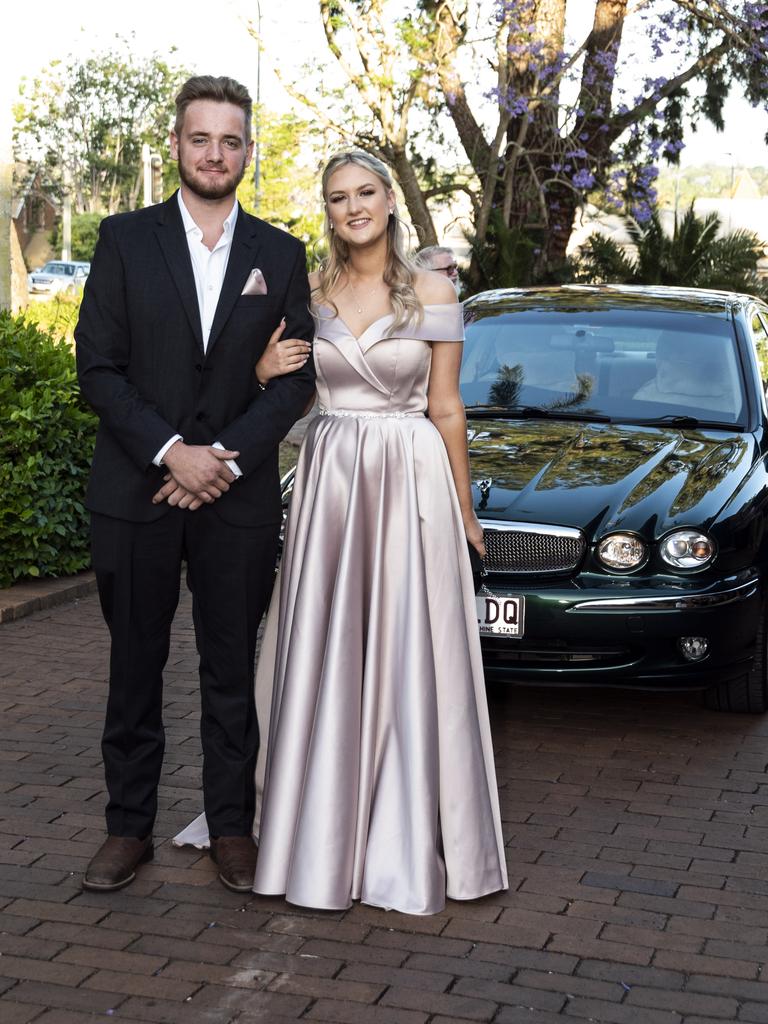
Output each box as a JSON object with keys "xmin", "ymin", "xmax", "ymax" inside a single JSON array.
[{"xmin": 575, "ymin": 232, "xmax": 637, "ymax": 284}]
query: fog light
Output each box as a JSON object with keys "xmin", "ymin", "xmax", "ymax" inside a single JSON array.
[
  {"xmin": 679, "ymin": 636, "xmax": 709, "ymax": 661},
  {"xmin": 597, "ymin": 533, "xmax": 647, "ymax": 571}
]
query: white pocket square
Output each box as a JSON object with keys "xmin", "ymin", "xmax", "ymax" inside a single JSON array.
[{"xmin": 241, "ymin": 268, "xmax": 268, "ymax": 296}]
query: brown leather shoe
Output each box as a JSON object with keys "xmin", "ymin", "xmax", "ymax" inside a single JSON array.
[
  {"xmin": 209, "ymin": 835, "xmax": 257, "ymax": 893},
  {"xmin": 83, "ymin": 835, "xmax": 153, "ymax": 891}
]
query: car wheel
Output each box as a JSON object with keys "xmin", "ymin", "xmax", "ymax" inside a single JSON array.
[
  {"xmin": 66, "ymin": 284, "xmax": 76, "ymax": 296},
  {"xmin": 704, "ymin": 606, "xmax": 768, "ymax": 713}
]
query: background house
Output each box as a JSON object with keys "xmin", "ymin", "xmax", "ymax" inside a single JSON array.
[{"xmin": 13, "ymin": 164, "xmax": 58, "ymax": 269}]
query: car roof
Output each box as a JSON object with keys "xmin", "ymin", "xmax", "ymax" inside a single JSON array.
[{"xmin": 464, "ymin": 284, "xmax": 760, "ymax": 318}]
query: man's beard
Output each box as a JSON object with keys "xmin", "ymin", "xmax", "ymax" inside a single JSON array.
[{"xmin": 178, "ymin": 152, "xmax": 247, "ymax": 201}]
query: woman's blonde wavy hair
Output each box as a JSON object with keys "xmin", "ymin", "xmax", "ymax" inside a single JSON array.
[{"xmin": 315, "ymin": 151, "xmax": 422, "ymax": 334}]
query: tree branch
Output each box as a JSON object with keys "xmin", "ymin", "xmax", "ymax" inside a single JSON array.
[
  {"xmin": 672, "ymin": 0, "xmax": 755, "ymax": 47},
  {"xmin": 318, "ymin": 1, "xmax": 385, "ymax": 124},
  {"xmin": 608, "ymin": 39, "xmax": 730, "ymax": 139},
  {"xmin": 271, "ymin": 66, "xmax": 355, "ymax": 143},
  {"xmin": 422, "ymin": 181, "xmax": 476, "ymax": 201},
  {"xmin": 425, "ymin": 0, "xmax": 492, "ymax": 181}
]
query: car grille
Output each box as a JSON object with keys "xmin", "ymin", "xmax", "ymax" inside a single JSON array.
[{"xmin": 481, "ymin": 521, "xmax": 585, "ymax": 575}]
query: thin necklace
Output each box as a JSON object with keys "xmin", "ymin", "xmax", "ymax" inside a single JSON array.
[{"xmin": 348, "ymin": 276, "xmax": 384, "ymax": 315}]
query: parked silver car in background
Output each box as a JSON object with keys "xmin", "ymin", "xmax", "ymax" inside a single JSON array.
[{"xmin": 28, "ymin": 261, "xmax": 89, "ymax": 296}]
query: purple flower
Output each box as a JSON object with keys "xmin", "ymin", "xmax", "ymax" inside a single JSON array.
[{"xmin": 572, "ymin": 169, "xmax": 596, "ymax": 190}]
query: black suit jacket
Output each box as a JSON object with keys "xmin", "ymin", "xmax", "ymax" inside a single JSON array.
[{"xmin": 75, "ymin": 193, "xmax": 316, "ymax": 526}]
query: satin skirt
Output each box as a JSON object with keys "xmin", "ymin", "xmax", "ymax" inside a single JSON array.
[
  {"xmin": 249, "ymin": 411, "xmax": 507, "ymax": 914},
  {"xmin": 173, "ymin": 411, "xmax": 508, "ymax": 913}
]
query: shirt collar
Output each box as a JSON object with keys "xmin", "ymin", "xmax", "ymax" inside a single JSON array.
[{"xmin": 177, "ymin": 190, "xmax": 238, "ymax": 239}]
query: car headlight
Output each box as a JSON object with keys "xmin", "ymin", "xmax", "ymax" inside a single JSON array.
[
  {"xmin": 597, "ymin": 533, "xmax": 647, "ymax": 571},
  {"xmin": 660, "ymin": 530, "xmax": 714, "ymax": 570}
]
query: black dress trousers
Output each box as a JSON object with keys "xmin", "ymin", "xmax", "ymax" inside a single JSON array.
[{"xmin": 91, "ymin": 505, "xmax": 279, "ymax": 838}]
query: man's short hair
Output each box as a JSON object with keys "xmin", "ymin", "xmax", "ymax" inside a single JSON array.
[
  {"xmin": 174, "ymin": 76, "xmax": 253, "ymax": 142},
  {"xmin": 412, "ymin": 245, "xmax": 455, "ymax": 269}
]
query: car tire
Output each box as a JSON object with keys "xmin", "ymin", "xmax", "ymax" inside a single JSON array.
[
  {"xmin": 703, "ymin": 607, "xmax": 768, "ymax": 713},
  {"xmin": 66, "ymin": 284, "xmax": 76, "ymax": 296}
]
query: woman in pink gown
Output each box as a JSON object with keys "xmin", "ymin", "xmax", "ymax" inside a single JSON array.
[{"xmin": 175, "ymin": 151, "xmax": 507, "ymax": 915}]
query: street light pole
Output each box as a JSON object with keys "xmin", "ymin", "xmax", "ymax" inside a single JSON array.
[{"xmin": 253, "ymin": 0, "xmax": 262, "ymax": 215}]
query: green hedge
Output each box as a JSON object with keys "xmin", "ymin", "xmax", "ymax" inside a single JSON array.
[{"xmin": 0, "ymin": 311, "xmax": 96, "ymax": 588}]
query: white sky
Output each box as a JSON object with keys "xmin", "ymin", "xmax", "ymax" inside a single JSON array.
[{"xmin": 6, "ymin": 0, "xmax": 768, "ymax": 170}]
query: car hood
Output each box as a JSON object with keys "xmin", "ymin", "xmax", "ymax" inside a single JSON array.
[{"xmin": 467, "ymin": 417, "xmax": 756, "ymax": 539}]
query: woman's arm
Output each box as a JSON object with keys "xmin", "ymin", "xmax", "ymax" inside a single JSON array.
[
  {"xmin": 254, "ymin": 268, "xmax": 322, "ymax": 385},
  {"xmin": 417, "ymin": 270, "xmax": 484, "ymax": 557},
  {"xmin": 427, "ymin": 341, "xmax": 485, "ymax": 558},
  {"xmin": 255, "ymin": 319, "xmax": 312, "ymax": 385}
]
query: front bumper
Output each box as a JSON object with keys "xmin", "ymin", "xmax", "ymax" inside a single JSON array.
[{"xmin": 478, "ymin": 572, "xmax": 761, "ymax": 689}]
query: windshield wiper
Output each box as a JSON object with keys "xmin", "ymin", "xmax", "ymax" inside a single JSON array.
[
  {"xmin": 465, "ymin": 404, "xmax": 612, "ymax": 423},
  {"xmin": 628, "ymin": 414, "xmax": 742, "ymax": 430}
]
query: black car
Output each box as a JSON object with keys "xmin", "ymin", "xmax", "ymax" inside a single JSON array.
[{"xmin": 463, "ymin": 284, "xmax": 768, "ymax": 712}]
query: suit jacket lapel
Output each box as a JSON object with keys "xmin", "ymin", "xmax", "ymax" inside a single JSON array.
[
  {"xmin": 207, "ymin": 207, "xmax": 263, "ymax": 354},
  {"xmin": 154, "ymin": 193, "xmax": 204, "ymax": 354}
]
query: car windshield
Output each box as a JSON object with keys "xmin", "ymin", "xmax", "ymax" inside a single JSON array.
[
  {"xmin": 40, "ymin": 263, "xmax": 75, "ymax": 276},
  {"xmin": 461, "ymin": 307, "xmax": 746, "ymax": 427}
]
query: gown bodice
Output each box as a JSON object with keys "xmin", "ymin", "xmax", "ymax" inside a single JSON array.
[{"xmin": 313, "ymin": 302, "xmax": 464, "ymax": 416}]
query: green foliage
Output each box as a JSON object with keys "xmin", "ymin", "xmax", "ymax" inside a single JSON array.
[
  {"xmin": 50, "ymin": 213, "xmax": 103, "ymax": 262},
  {"xmin": 23, "ymin": 295, "xmax": 82, "ymax": 345},
  {"xmin": 15, "ymin": 41, "xmax": 191, "ymax": 215},
  {"xmin": 465, "ymin": 211, "xmax": 539, "ymax": 290},
  {"xmin": 576, "ymin": 231, "xmax": 636, "ymax": 284},
  {"xmin": 576, "ymin": 205, "xmax": 767, "ymax": 296},
  {"xmin": 0, "ymin": 313, "xmax": 96, "ymax": 588},
  {"xmin": 237, "ymin": 111, "xmax": 325, "ymax": 260},
  {"xmin": 464, "ymin": 210, "xmax": 573, "ymax": 292}
]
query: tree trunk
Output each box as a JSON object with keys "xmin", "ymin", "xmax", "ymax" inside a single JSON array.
[
  {"xmin": 390, "ymin": 146, "xmax": 438, "ymax": 247},
  {"xmin": 540, "ymin": 0, "xmax": 627, "ymax": 267},
  {"xmin": 427, "ymin": 0, "xmax": 491, "ymax": 182},
  {"xmin": 0, "ymin": 81, "xmax": 14, "ymax": 311}
]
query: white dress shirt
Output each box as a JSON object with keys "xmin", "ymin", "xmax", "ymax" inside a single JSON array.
[{"xmin": 153, "ymin": 191, "xmax": 241, "ymax": 476}]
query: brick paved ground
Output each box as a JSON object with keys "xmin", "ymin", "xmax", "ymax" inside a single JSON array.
[{"xmin": 2, "ymin": 589, "xmax": 768, "ymax": 1023}]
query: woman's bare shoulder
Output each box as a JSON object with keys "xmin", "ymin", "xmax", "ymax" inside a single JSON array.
[{"xmin": 412, "ymin": 269, "xmax": 458, "ymax": 306}]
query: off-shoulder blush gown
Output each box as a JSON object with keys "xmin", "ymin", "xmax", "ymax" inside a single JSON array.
[{"xmin": 174, "ymin": 302, "xmax": 508, "ymax": 915}]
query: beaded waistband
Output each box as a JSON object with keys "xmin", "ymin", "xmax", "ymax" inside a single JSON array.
[{"xmin": 318, "ymin": 407, "xmax": 425, "ymax": 419}]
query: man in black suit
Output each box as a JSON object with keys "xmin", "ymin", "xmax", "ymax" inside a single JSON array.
[{"xmin": 75, "ymin": 75, "xmax": 315, "ymax": 892}]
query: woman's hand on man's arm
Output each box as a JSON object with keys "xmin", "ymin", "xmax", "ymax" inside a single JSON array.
[{"xmin": 255, "ymin": 319, "xmax": 312, "ymax": 387}]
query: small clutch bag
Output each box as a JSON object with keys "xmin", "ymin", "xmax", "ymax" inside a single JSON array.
[{"xmin": 467, "ymin": 542, "xmax": 487, "ymax": 594}]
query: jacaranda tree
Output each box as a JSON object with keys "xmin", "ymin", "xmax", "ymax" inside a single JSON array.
[{"xmin": 304, "ymin": 1, "xmax": 768, "ymax": 288}]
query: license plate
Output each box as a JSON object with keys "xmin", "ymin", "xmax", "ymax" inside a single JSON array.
[{"xmin": 476, "ymin": 594, "xmax": 525, "ymax": 637}]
